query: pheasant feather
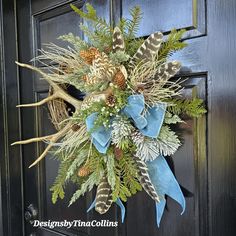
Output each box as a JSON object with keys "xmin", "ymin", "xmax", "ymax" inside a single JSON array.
[
  {"xmin": 134, "ymin": 157, "xmax": 160, "ymax": 202},
  {"xmin": 113, "ymin": 27, "xmax": 125, "ymax": 52},
  {"xmin": 156, "ymin": 61, "xmax": 181, "ymax": 81},
  {"xmin": 95, "ymin": 176, "xmax": 113, "ymax": 214},
  {"xmin": 129, "ymin": 32, "xmax": 163, "ymax": 68}
]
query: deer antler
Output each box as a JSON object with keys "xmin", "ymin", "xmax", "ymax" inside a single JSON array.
[
  {"xmin": 12, "ymin": 122, "xmax": 72, "ymax": 168},
  {"xmin": 13, "ymin": 61, "xmax": 85, "ymax": 168},
  {"xmin": 15, "ymin": 62, "xmax": 82, "ymax": 109}
]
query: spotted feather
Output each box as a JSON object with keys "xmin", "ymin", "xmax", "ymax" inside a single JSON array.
[
  {"xmin": 129, "ymin": 32, "xmax": 163, "ymax": 68},
  {"xmin": 134, "ymin": 156, "xmax": 160, "ymax": 202},
  {"xmin": 95, "ymin": 176, "xmax": 113, "ymax": 214},
  {"xmin": 156, "ymin": 61, "xmax": 181, "ymax": 81},
  {"xmin": 113, "ymin": 27, "xmax": 125, "ymax": 52}
]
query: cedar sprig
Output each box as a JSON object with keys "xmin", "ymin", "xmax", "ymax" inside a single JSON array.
[
  {"xmin": 112, "ymin": 153, "xmax": 142, "ymax": 202},
  {"xmin": 69, "ymin": 150, "xmax": 105, "ymax": 206},
  {"xmin": 50, "ymin": 153, "xmax": 75, "ymax": 204},
  {"xmin": 167, "ymin": 98, "xmax": 206, "ymax": 118}
]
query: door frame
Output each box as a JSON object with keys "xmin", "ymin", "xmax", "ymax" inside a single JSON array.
[{"xmin": 0, "ymin": 0, "xmax": 24, "ymax": 235}]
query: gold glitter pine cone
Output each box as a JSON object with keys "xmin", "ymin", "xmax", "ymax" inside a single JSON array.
[
  {"xmin": 58, "ymin": 63, "xmax": 73, "ymax": 75},
  {"xmin": 78, "ymin": 165, "xmax": 90, "ymax": 177},
  {"xmin": 80, "ymin": 47, "xmax": 100, "ymax": 65},
  {"xmin": 113, "ymin": 70, "xmax": 126, "ymax": 89}
]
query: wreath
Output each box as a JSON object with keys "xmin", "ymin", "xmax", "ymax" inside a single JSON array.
[{"xmin": 13, "ymin": 4, "xmax": 206, "ymax": 226}]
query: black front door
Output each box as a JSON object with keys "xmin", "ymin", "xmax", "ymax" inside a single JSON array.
[{"xmin": 1, "ymin": 0, "xmax": 236, "ymax": 236}]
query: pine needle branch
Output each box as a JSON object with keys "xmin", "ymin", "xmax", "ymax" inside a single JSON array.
[
  {"xmin": 71, "ymin": 3, "xmax": 113, "ymax": 50},
  {"xmin": 159, "ymin": 29, "xmax": 187, "ymax": 60},
  {"xmin": 126, "ymin": 6, "xmax": 142, "ymax": 40}
]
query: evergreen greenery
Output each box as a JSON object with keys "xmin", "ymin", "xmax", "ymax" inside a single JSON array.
[
  {"xmin": 167, "ymin": 98, "xmax": 206, "ymax": 118},
  {"xmin": 58, "ymin": 33, "xmax": 89, "ymax": 51},
  {"xmin": 70, "ymin": 3, "xmax": 113, "ymax": 51},
  {"xmin": 69, "ymin": 170, "xmax": 103, "ymax": 206},
  {"xmin": 71, "ymin": 3, "xmax": 144, "ymax": 55},
  {"xmin": 159, "ymin": 29, "xmax": 187, "ymax": 61},
  {"xmin": 164, "ymin": 111, "xmax": 182, "ymax": 124},
  {"xmin": 69, "ymin": 148, "xmax": 105, "ymax": 206},
  {"xmin": 50, "ymin": 154, "xmax": 75, "ymax": 204},
  {"xmin": 112, "ymin": 152, "xmax": 142, "ymax": 202},
  {"xmin": 156, "ymin": 126, "xmax": 181, "ymax": 156}
]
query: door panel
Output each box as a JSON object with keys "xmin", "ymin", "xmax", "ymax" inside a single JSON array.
[{"xmin": 122, "ymin": 0, "xmax": 206, "ymax": 37}]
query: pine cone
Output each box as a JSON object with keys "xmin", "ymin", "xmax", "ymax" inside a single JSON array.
[
  {"xmin": 113, "ymin": 70, "xmax": 126, "ymax": 89},
  {"xmin": 58, "ymin": 63, "xmax": 73, "ymax": 75},
  {"xmin": 104, "ymin": 46, "xmax": 112, "ymax": 54},
  {"xmin": 71, "ymin": 124, "xmax": 80, "ymax": 132},
  {"xmin": 82, "ymin": 75, "xmax": 88, "ymax": 81},
  {"xmin": 114, "ymin": 147, "xmax": 123, "ymax": 160},
  {"xmin": 80, "ymin": 47, "xmax": 100, "ymax": 65},
  {"xmin": 78, "ymin": 165, "xmax": 90, "ymax": 177},
  {"xmin": 135, "ymin": 84, "xmax": 145, "ymax": 93},
  {"xmin": 105, "ymin": 93, "xmax": 116, "ymax": 107}
]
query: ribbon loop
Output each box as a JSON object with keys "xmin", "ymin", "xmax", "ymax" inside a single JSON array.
[{"xmin": 85, "ymin": 112, "xmax": 111, "ymax": 153}]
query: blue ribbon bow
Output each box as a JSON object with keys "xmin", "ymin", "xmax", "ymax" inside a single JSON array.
[
  {"xmin": 123, "ymin": 95, "xmax": 167, "ymax": 138},
  {"xmin": 85, "ymin": 94, "xmax": 185, "ymax": 226},
  {"xmin": 85, "ymin": 94, "xmax": 167, "ymax": 153}
]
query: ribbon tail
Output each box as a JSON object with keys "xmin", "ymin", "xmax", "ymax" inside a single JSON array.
[
  {"xmin": 155, "ymin": 199, "xmax": 166, "ymax": 227},
  {"xmin": 116, "ymin": 198, "xmax": 125, "ymax": 223},
  {"xmin": 87, "ymin": 197, "xmax": 96, "ymax": 213},
  {"xmin": 147, "ymin": 155, "xmax": 186, "ymax": 226}
]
